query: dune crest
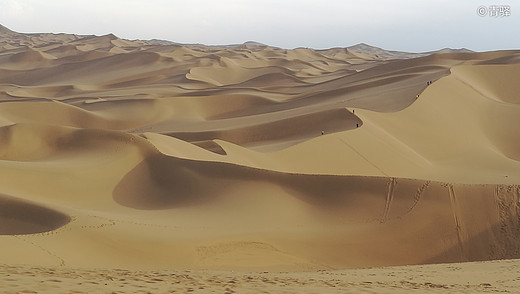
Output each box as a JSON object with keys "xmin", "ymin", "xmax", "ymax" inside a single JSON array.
[{"xmin": 1, "ymin": 25, "xmax": 520, "ymax": 274}]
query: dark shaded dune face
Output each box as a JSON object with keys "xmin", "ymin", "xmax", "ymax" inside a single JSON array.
[
  {"xmin": 113, "ymin": 155, "xmax": 241, "ymax": 209},
  {"xmin": 164, "ymin": 108, "xmax": 361, "ymax": 148},
  {"xmin": 191, "ymin": 140, "xmax": 227, "ymax": 155},
  {"xmin": 113, "ymin": 154, "xmax": 394, "ymax": 212},
  {"xmin": 113, "ymin": 155, "xmax": 520, "ymax": 266},
  {"xmin": 0, "ymin": 194, "xmax": 70, "ymax": 235}
]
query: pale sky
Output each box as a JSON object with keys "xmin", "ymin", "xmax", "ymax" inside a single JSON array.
[{"xmin": 0, "ymin": 0, "xmax": 518, "ymax": 52}]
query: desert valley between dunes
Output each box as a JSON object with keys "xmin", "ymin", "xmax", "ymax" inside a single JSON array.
[{"xmin": 1, "ymin": 23, "xmax": 520, "ymax": 293}]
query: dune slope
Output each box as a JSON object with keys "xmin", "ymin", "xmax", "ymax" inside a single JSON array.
[{"xmin": 1, "ymin": 26, "xmax": 520, "ymax": 272}]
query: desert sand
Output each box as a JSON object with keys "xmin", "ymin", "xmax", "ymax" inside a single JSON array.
[
  {"xmin": 2, "ymin": 259, "xmax": 520, "ymax": 293},
  {"xmin": 1, "ymin": 23, "xmax": 520, "ymax": 292}
]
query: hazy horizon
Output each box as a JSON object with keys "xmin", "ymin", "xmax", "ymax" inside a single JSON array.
[{"xmin": 0, "ymin": 0, "xmax": 518, "ymax": 53}]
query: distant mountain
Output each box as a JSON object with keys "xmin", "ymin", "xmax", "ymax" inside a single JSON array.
[
  {"xmin": 346, "ymin": 43, "xmax": 421, "ymax": 59},
  {"xmin": 1, "ymin": 24, "xmax": 474, "ymax": 59},
  {"xmin": 347, "ymin": 43, "xmax": 474, "ymax": 59},
  {"xmin": 240, "ymin": 41, "xmax": 268, "ymax": 47},
  {"xmin": 430, "ymin": 48, "xmax": 474, "ymax": 54},
  {"xmin": 0, "ymin": 24, "xmax": 16, "ymax": 35},
  {"xmin": 143, "ymin": 39, "xmax": 269, "ymax": 49},
  {"xmin": 0, "ymin": 24, "xmax": 82, "ymax": 47},
  {"xmin": 145, "ymin": 39, "xmax": 181, "ymax": 46}
]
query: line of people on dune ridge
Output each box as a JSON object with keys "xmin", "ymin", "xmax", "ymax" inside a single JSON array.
[
  {"xmin": 321, "ymin": 80, "xmax": 433, "ymax": 136},
  {"xmin": 416, "ymin": 80, "xmax": 433, "ymax": 99}
]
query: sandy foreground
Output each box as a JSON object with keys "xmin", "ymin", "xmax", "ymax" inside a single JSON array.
[
  {"xmin": 1, "ymin": 24, "xmax": 520, "ymax": 292},
  {"xmin": 2, "ymin": 259, "xmax": 520, "ymax": 293}
]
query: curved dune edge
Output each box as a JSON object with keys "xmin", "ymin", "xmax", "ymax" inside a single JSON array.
[
  {"xmin": 142, "ymin": 64, "xmax": 520, "ymax": 185},
  {"xmin": 0, "ymin": 123, "xmax": 518, "ymax": 270},
  {"xmin": 0, "ymin": 122, "xmax": 517, "ymax": 270},
  {"xmin": 1, "ymin": 27, "xmax": 520, "ymax": 272},
  {"xmin": 110, "ymin": 150, "xmax": 520, "ymax": 269},
  {"xmin": 0, "ymin": 194, "xmax": 70, "ymax": 235}
]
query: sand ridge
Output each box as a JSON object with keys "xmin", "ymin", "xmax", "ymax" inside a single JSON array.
[{"xmin": 1, "ymin": 25, "xmax": 520, "ymax": 293}]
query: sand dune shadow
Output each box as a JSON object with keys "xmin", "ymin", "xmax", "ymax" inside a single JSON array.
[{"xmin": 0, "ymin": 194, "xmax": 70, "ymax": 235}]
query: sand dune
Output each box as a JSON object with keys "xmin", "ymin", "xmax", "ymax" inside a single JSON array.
[
  {"xmin": 0, "ymin": 193, "xmax": 70, "ymax": 235},
  {"xmin": 1, "ymin": 25, "xmax": 520, "ymax": 292}
]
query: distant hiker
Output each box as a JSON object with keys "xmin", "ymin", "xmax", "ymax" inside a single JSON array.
[
  {"xmin": 416, "ymin": 94, "xmax": 419, "ymax": 99},
  {"xmin": 321, "ymin": 130, "xmax": 324, "ymax": 135},
  {"xmin": 352, "ymin": 109, "xmax": 355, "ymax": 114}
]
